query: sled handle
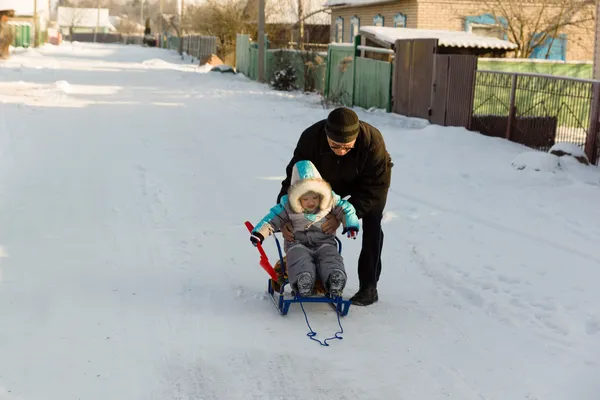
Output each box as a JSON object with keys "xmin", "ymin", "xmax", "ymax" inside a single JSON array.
[{"xmin": 245, "ymin": 221, "xmax": 279, "ymax": 281}]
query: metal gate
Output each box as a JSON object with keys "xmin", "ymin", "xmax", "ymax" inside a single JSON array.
[
  {"xmin": 392, "ymin": 38, "xmax": 437, "ymax": 119},
  {"xmin": 431, "ymin": 54, "xmax": 478, "ymax": 128}
]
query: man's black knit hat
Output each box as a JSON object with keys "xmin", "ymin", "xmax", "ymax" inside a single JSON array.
[{"xmin": 325, "ymin": 107, "xmax": 360, "ymax": 143}]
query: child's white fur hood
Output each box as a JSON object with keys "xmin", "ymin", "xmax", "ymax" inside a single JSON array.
[{"xmin": 288, "ymin": 160, "xmax": 333, "ymax": 213}]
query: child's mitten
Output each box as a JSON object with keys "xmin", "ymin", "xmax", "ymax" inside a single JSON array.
[
  {"xmin": 250, "ymin": 232, "xmax": 264, "ymax": 247},
  {"xmin": 342, "ymin": 227, "xmax": 359, "ymax": 240}
]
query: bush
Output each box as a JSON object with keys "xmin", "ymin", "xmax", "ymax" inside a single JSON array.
[{"xmin": 269, "ymin": 50, "xmax": 298, "ymax": 91}]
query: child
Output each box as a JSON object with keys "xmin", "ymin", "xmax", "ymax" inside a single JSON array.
[{"xmin": 250, "ymin": 160, "xmax": 360, "ymax": 297}]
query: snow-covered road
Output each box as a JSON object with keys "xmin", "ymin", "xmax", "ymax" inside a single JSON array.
[{"xmin": 0, "ymin": 42, "xmax": 599, "ymax": 400}]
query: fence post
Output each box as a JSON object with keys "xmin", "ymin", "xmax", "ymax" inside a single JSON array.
[
  {"xmin": 324, "ymin": 45, "xmax": 332, "ymax": 98},
  {"xmin": 387, "ymin": 60, "xmax": 394, "ymax": 113},
  {"xmin": 351, "ymin": 35, "xmax": 361, "ymax": 107},
  {"xmin": 585, "ymin": 82, "xmax": 600, "ymax": 165},
  {"xmin": 506, "ymin": 73, "xmax": 518, "ymax": 140}
]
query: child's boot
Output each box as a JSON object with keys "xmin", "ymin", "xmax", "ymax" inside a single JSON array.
[
  {"xmin": 296, "ymin": 272, "xmax": 314, "ymax": 297},
  {"xmin": 327, "ymin": 270, "xmax": 346, "ymax": 297}
]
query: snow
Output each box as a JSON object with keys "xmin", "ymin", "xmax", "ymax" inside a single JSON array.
[
  {"xmin": 360, "ymin": 26, "xmax": 518, "ymax": 50},
  {"xmin": 511, "ymin": 151, "xmax": 562, "ymax": 172},
  {"xmin": 550, "ymin": 142, "xmax": 588, "ymax": 158},
  {"xmin": 1, "ymin": 42, "xmax": 600, "ymax": 400}
]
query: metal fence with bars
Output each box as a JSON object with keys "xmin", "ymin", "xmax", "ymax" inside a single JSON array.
[
  {"xmin": 182, "ymin": 35, "xmax": 217, "ymax": 61},
  {"xmin": 472, "ymin": 71, "xmax": 599, "ymax": 162}
]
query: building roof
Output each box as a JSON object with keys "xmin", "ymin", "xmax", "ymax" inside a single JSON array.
[
  {"xmin": 324, "ymin": 0, "xmax": 395, "ymax": 7},
  {"xmin": 360, "ymin": 26, "xmax": 518, "ymax": 50},
  {"xmin": 57, "ymin": 7, "xmax": 114, "ymax": 30}
]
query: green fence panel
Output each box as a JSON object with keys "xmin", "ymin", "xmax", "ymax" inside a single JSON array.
[
  {"xmin": 249, "ymin": 46, "xmax": 258, "ymax": 80},
  {"xmin": 354, "ymin": 57, "xmax": 392, "ymax": 111},
  {"xmin": 326, "ymin": 45, "xmax": 355, "ymax": 106},
  {"xmin": 13, "ymin": 25, "xmax": 23, "ymax": 47},
  {"xmin": 22, "ymin": 25, "xmax": 30, "ymax": 47},
  {"xmin": 235, "ymin": 34, "xmax": 251, "ymax": 76}
]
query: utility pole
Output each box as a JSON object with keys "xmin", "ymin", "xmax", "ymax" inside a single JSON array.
[
  {"xmin": 93, "ymin": 0, "xmax": 100, "ymax": 43},
  {"xmin": 179, "ymin": 0, "xmax": 184, "ymax": 56},
  {"xmin": 594, "ymin": 0, "xmax": 600, "ymax": 79},
  {"xmin": 258, "ymin": 0, "xmax": 265, "ymax": 82},
  {"xmin": 159, "ymin": 0, "xmax": 163, "ymax": 34},
  {"xmin": 33, "ymin": 0, "xmax": 38, "ymax": 47}
]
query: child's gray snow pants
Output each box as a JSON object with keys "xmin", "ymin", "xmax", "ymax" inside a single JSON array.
[{"xmin": 286, "ymin": 243, "xmax": 347, "ymax": 290}]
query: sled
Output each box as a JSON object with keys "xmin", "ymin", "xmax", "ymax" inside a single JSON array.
[{"xmin": 245, "ymin": 221, "xmax": 352, "ymax": 317}]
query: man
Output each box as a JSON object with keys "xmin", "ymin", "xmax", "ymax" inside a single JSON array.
[{"xmin": 277, "ymin": 107, "xmax": 393, "ymax": 306}]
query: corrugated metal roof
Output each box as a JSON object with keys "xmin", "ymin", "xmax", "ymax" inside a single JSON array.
[
  {"xmin": 324, "ymin": 0, "xmax": 393, "ymax": 7},
  {"xmin": 360, "ymin": 26, "xmax": 518, "ymax": 50}
]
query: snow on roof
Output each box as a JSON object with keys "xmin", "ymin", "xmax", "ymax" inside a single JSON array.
[
  {"xmin": 267, "ymin": 0, "xmax": 330, "ymax": 25},
  {"xmin": 57, "ymin": 7, "xmax": 111, "ymax": 29},
  {"xmin": 360, "ymin": 26, "xmax": 518, "ymax": 50},
  {"xmin": 324, "ymin": 0, "xmax": 393, "ymax": 7}
]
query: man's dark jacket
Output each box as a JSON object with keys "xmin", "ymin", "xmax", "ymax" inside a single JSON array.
[{"xmin": 277, "ymin": 119, "xmax": 393, "ymax": 219}]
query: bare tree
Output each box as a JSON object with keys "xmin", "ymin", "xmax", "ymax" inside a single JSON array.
[
  {"xmin": 276, "ymin": 0, "xmax": 330, "ymax": 49},
  {"xmin": 115, "ymin": 18, "xmax": 142, "ymax": 35},
  {"xmin": 473, "ymin": 0, "xmax": 594, "ymax": 58}
]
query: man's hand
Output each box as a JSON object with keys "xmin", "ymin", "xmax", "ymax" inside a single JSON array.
[
  {"xmin": 322, "ymin": 214, "xmax": 341, "ymax": 234},
  {"xmin": 281, "ymin": 223, "xmax": 295, "ymax": 241}
]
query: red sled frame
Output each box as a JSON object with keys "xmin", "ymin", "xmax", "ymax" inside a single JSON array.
[{"xmin": 245, "ymin": 221, "xmax": 351, "ymax": 316}]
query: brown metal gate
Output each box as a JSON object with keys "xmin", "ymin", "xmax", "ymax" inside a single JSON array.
[
  {"xmin": 393, "ymin": 40, "xmax": 477, "ymax": 129},
  {"xmin": 430, "ymin": 54, "xmax": 478, "ymax": 127},
  {"xmin": 392, "ymin": 39, "xmax": 438, "ymax": 120}
]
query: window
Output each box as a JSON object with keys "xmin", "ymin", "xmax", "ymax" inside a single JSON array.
[
  {"xmin": 350, "ymin": 16, "xmax": 360, "ymax": 42},
  {"xmin": 373, "ymin": 14, "xmax": 384, "ymax": 27},
  {"xmin": 464, "ymin": 13, "xmax": 508, "ymax": 40},
  {"xmin": 530, "ymin": 33, "xmax": 567, "ymax": 61},
  {"xmin": 470, "ymin": 24, "xmax": 504, "ymax": 39},
  {"xmin": 393, "ymin": 13, "xmax": 406, "ymax": 28},
  {"xmin": 335, "ymin": 17, "xmax": 344, "ymax": 42}
]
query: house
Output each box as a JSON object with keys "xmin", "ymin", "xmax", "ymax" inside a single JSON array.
[
  {"xmin": 244, "ymin": 0, "xmax": 331, "ymax": 46},
  {"xmin": 57, "ymin": 7, "xmax": 116, "ymax": 37},
  {"xmin": 324, "ymin": 0, "xmax": 596, "ymax": 61}
]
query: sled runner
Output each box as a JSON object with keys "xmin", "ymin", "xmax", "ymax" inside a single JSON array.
[{"xmin": 245, "ymin": 221, "xmax": 352, "ymax": 317}]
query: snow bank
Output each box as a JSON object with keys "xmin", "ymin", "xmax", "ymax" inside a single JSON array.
[
  {"xmin": 51, "ymin": 80, "xmax": 71, "ymax": 94},
  {"xmin": 512, "ymin": 151, "xmax": 562, "ymax": 172},
  {"xmin": 551, "ymin": 143, "xmax": 587, "ymax": 158}
]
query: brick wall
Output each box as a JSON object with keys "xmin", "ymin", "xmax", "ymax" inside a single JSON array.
[
  {"xmin": 328, "ymin": 0, "xmax": 595, "ymax": 61},
  {"xmin": 416, "ymin": 0, "xmax": 595, "ymax": 61},
  {"xmin": 329, "ymin": 0, "xmax": 418, "ymax": 44}
]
